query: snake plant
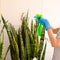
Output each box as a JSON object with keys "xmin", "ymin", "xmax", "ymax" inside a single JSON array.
[{"xmin": 1, "ymin": 12, "xmax": 47, "ymax": 60}]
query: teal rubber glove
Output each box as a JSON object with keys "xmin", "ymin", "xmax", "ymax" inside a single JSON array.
[{"xmin": 38, "ymin": 18, "xmax": 51, "ymax": 30}]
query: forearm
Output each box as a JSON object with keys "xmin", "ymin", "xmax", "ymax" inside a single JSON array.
[{"xmin": 47, "ymin": 28, "xmax": 60, "ymax": 47}]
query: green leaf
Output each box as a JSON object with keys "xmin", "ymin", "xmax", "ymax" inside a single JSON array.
[{"xmin": 3, "ymin": 45, "xmax": 10, "ymax": 60}]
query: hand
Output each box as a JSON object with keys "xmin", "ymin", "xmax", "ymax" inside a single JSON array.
[{"xmin": 38, "ymin": 18, "xmax": 51, "ymax": 31}]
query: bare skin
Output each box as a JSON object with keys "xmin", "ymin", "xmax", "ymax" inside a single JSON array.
[
  {"xmin": 47, "ymin": 28, "xmax": 60, "ymax": 47},
  {"xmin": 52, "ymin": 28, "xmax": 60, "ymax": 34}
]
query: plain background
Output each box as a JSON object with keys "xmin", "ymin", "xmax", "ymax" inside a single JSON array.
[{"xmin": 0, "ymin": 0, "xmax": 60, "ymax": 60}]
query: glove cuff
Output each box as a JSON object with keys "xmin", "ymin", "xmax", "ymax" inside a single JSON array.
[{"xmin": 46, "ymin": 26, "xmax": 51, "ymax": 31}]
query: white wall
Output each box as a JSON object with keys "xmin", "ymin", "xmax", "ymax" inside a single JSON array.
[
  {"xmin": 43, "ymin": 0, "xmax": 60, "ymax": 27},
  {"xmin": 1, "ymin": 0, "xmax": 60, "ymax": 60},
  {"xmin": 43, "ymin": 0, "xmax": 60, "ymax": 60}
]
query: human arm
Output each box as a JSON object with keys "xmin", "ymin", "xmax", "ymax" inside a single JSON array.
[
  {"xmin": 36, "ymin": 17, "xmax": 60, "ymax": 47},
  {"xmin": 47, "ymin": 28, "xmax": 60, "ymax": 47}
]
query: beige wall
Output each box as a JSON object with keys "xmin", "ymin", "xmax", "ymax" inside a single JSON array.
[
  {"xmin": 1, "ymin": 0, "xmax": 43, "ymax": 26},
  {"xmin": 0, "ymin": 0, "xmax": 1, "ymax": 15},
  {"xmin": 1, "ymin": 0, "xmax": 43, "ymax": 60}
]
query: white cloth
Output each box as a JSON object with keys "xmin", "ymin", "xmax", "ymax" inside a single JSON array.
[{"xmin": 52, "ymin": 30, "xmax": 60, "ymax": 60}]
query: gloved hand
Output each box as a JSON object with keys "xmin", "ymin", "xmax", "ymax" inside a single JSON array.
[
  {"xmin": 34, "ymin": 16, "xmax": 51, "ymax": 30},
  {"xmin": 38, "ymin": 18, "xmax": 51, "ymax": 31}
]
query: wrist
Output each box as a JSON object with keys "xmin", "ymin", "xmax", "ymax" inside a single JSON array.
[{"xmin": 46, "ymin": 26, "xmax": 51, "ymax": 31}]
